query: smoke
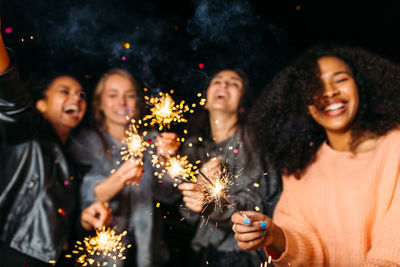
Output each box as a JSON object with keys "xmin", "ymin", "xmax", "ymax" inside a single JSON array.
[
  {"xmin": 187, "ymin": 0, "xmax": 288, "ymax": 97},
  {"xmin": 0, "ymin": 0, "xmax": 288, "ymax": 97}
]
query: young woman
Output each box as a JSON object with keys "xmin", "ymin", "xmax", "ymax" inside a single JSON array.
[
  {"xmin": 70, "ymin": 68, "xmax": 180, "ymax": 267},
  {"xmin": 231, "ymin": 45, "xmax": 400, "ymax": 266},
  {"xmin": 177, "ymin": 69, "xmax": 281, "ymax": 267},
  {"xmin": 0, "ymin": 19, "xmax": 111, "ymax": 267}
]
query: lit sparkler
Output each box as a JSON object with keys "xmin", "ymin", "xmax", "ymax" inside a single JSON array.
[
  {"xmin": 120, "ymin": 121, "xmax": 149, "ymax": 162},
  {"xmin": 142, "ymin": 91, "xmax": 190, "ymax": 131},
  {"xmin": 198, "ymin": 167, "xmax": 235, "ymax": 211},
  {"xmin": 164, "ymin": 155, "xmax": 199, "ymax": 182},
  {"xmin": 66, "ymin": 227, "xmax": 130, "ymax": 266}
]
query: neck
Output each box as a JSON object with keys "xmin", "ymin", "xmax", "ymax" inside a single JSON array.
[
  {"xmin": 209, "ymin": 111, "xmax": 238, "ymax": 143},
  {"xmin": 105, "ymin": 122, "xmax": 126, "ymax": 142},
  {"xmin": 54, "ymin": 128, "xmax": 70, "ymax": 144},
  {"xmin": 326, "ymin": 130, "xmax": 378, "ymax": 153}
]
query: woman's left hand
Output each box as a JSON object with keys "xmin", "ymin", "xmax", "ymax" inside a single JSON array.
[{"xmin": 156, "ymin": 132, "xmax": 180, "ymax": 157}]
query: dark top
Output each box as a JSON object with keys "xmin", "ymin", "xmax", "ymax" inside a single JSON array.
[{"xmin": 0, "ymin": 53, "xmax": 81, "ymax": 263}]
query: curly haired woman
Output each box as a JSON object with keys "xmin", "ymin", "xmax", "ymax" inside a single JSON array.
[{"xmin": 231, "ymin": 44, "xmax": 400, "ymax": 266}]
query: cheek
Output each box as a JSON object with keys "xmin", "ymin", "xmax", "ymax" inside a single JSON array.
[
  {"xmin": 307, "ymin": 105, "xmax": 319, "ymax": 120},
  {"xmin": 127, "ymin": 98, "xmax": 137, "ymax": 110}
]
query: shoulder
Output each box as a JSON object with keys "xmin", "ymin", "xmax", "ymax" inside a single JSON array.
[
  {"xmin": 69, "ymin": 129, "xmax": 105, "ymax": 162},
  {"xmin": 378, "ymin": 128, "xmax": 400, "ymax": 148}
]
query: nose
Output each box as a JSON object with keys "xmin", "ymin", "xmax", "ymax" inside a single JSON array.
[
  {"xmin": 71, "ymin": 91, "xmax": 84, "ymax": 102},
  {"xmin": 118, "ymin": 95, "xmax": 127, "ymax": 106},
  {"xmin": 322, "ymin": 82, "xmax": 339, "ymax": 98}
]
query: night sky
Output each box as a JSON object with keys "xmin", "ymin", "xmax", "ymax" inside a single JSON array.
[{"xmin": 1, "ymin": 0, "xmax": 400, "ymax": 101}]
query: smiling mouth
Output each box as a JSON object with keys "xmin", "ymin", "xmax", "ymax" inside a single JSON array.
[
  {"xmin": 323, "ymin": 102, "xmax": 345, "ymax": 112},
  {"xmin": 216, "ymin": 93, "xmax": 227, "ymax": 99},
  {"xmin": 116, "ymin": 110, "xmax": 129, "ymax": 116},
  {"xmin": 63, "ymin": 105, "xmax": 80, "ymax": 114}
]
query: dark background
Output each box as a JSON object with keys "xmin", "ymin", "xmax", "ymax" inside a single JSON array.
[{"xmin": 1, "ymin": 0, "xmax": 400, "ymax": 101}]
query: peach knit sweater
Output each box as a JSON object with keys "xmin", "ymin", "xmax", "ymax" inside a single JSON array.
[{"xmin": 272, "ymin": 129, "xmax": 400, "ymax": 266}]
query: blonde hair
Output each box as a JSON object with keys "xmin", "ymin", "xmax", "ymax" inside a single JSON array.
[{"xmin": 92, "ymin": 68, "xmax": 143, "ymax": 129}]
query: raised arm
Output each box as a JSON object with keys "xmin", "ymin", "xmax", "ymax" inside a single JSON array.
[{"xmin": 0, "ymin": 18, "xmax": 11, "ymax": 73}]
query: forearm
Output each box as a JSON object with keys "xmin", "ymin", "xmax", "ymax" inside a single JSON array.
[
  {"xmin": 94, "ymin": 173, "xmax": 125, "ymax": 202},
  {"xmin": 0, "ymin": 32, "xmax": 10, "ymax": 73}
]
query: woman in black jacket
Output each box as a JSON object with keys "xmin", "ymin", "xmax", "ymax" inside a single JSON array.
[{"xmin": 0, "ymin": 19, "xmax": 112, "ymax": 267}]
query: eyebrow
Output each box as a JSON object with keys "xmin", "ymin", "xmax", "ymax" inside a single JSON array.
[{"xmin": 56, "ymin": 85, "xmax": 71, "ymax": 90}]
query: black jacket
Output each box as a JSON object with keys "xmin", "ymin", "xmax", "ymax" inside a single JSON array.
[{"xmin": 0, "ymin": 58, "xmax": 80, "ymax": 263}]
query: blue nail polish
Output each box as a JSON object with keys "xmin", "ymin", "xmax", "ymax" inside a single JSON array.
[
  {"xmin": 244, "ymin": 218, "xmax": 250, "ymax": 225},
  {"xmin": 260, "ymin": 221, "xmax": 266, "ymax": 228}
]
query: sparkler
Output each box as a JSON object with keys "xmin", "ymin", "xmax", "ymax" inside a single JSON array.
[
  {"xmin": 120, "ymin": 121, "xmax": 149, "ymax": 162},
  {"xmin": 142, "ymin": 91, "xmax": 190, "ymax": 131},
  {"xmin": 66, "ymin": 227, "xmax": 130, "ymax": 266},
  {"xmin": 164, "ymin": 155, "xmax": 199, "ymax": 182},
  {"xmin": 197, "ymin": 166, "xmax": 236, "ymax": 211}
]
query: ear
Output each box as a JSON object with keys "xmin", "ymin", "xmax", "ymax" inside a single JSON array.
[{"xmin": 36, "ymin": 99, "xmax": 48, "ymax": 114}]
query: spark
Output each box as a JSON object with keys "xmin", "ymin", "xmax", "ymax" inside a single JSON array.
[
  {"xmin": 199, "ymin": 167, "xmax": 235, "ymax": 211},
  {"xmin": 164, "ymin": 155, "xmax": 198, "ymax": 182},
  {"xmin": 121, "ymin": 121, "xmax": 148, "ymax": 162},
  {"xmin": 66, "ymin": 227, "xmax": 130, "ymax": 266},
  {"xmin": 260, "ymin": 255, "xmax": 272, "ymax": 267},
  {"xmin": 142, "ymin": 92, "xmax": 189, "ymax": 131}
]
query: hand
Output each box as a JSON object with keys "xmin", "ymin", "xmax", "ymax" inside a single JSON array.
[
  {"xmin": 156, "ymin": 132, "xmax": 180, "ymax": 158},
  {"xmin": 178, "ymin": 182, "xmax": 205, "ymax": 213},
  {"xmin": 81, "ymin": 201, "xmax": 113, "ymax": 231},
  {"xmin": 0, "ymin": 16, "xmax": 10, "ymax": 73},
  {"xmin": 231, "ymin": 211, "xmax": 285, "ymax": 258},
  {"xmin": 115, "ymin": 159, "xmax": 143, "ymax": 186},
  {"xmin": 197, "ymin": 157, "xmax": 221, "ymax": 185}
]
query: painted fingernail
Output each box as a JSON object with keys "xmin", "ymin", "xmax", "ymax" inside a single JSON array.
[
  {"xmin": 244, "ymin": 218, "xmax": 250, "ymax": 225},
  {"xmin": 260, "ymin": 221, "xmax": 266, "ymax": 228}
]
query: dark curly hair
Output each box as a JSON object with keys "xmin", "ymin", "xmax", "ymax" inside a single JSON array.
[{"xmin": 252, "ymin": 44, "xmax": 400, "ymax": 178}]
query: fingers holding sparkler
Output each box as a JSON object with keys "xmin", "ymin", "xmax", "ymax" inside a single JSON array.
[
  {"xmin": 178, "ymin": 182, "xmax": 205, "ymax": 213},
  {"xmin": 156, "ymin": 132, "xmax": 180, "ymax": 158},
  {"xmin": 231, "ymin": 211, "xmax": 285, "ymax": 259},
  {"xmin": 117, "ymin": 159, "xmax": 144, "ymax": 185},
  {"xmin": 81, "ymin": 201, "xmax": 113, "ymax": 231},
  {"xmin": 197, "ymin": 157, "xmax": 221, "ymax": 185}
]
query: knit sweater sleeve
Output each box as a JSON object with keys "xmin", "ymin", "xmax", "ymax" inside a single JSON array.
[
  {"xmin": 270, "ymin": 182, "xmax": 326, "ymax": 266},
  {"xmin": 362, "ymin": 135, "xmax": 400, "ymax": 266}
]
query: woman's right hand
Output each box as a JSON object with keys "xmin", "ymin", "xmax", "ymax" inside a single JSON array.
[
  {"xmin": 115, "ymin": 159, "xmax": 144, "ymax": 186},
  {"xmin": 178, "ymin": 182, "xmax": 205, "ymax": 213},
  {"xmin": 231, "ymin": 211, "xmax": 286, "ymax": 258}
]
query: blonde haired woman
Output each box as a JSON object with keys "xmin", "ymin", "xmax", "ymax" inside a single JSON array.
[{"xmin": 71, "ymin": 68, "xmax": 180, "ymax": 267}]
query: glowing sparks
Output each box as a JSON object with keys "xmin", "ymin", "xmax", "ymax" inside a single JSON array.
[
  {"xmin": 121, "ymin": 122, "xmax": 148, "ymax": 161},
  {"xmin": 165, "ymin": 155, "xmax": 198, "ymax": 181},
  {"xmin": 67, "ymin": 227, "xmax": 129, "ymax": 266},
  {"xmin": 200, "ymin": 166, "xmax": 234, "ymax": 210},
  {"xmin": 143, "ymin": 92, "xmax": 189, "ymax": 131},
  {"xmin": 260, "ymin": 255, "xmax": 272, "ymax": 267}
]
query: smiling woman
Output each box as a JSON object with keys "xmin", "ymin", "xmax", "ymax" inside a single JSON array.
[
  {"xmin": 36, "ymin": 75, "xmax": 87, "ymax": 143},
  {"xmin": 231, "ymin": 44, "xmax": 400, "ymax": 266}
]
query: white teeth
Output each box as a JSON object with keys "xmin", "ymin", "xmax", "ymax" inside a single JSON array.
[
  {"xmin": 217, "ymin": 93, "xmax": 227, "ymax": 98},
  {"xmin": 324, "ymin": 103, "xmax": 345, "ymax": 112},
  {"xmin": 63, "ymin": 105, "xmax": 79, "ymax": 112},
  {"xmin": 116, "ymin": 110, "xmax": 127, "ymax": 115}
]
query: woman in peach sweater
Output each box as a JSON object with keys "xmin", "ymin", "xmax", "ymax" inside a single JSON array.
[{"xmin": 231, "ymin": 45, "xmax": 400, "ymax": 266}]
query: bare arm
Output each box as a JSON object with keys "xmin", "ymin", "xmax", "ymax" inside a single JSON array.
[
  {"xmin": 94, "ymin": 159, "xmax": 143, "ymax": 202},
  {"xmin": 0, "ymin": 18, "xmax": 11, "ymax": 73}
]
